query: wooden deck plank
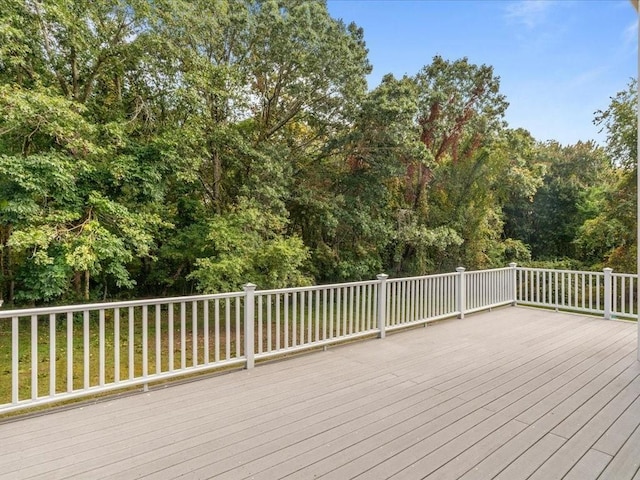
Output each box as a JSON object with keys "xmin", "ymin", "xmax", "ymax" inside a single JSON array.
[
  {"xmin": 292, "ymin": 334, "xmax": 620, "ymax": 475},
  {"xmin": 551, "ymin": 364, "xmax": 640, "ymax": 440},
  {"xmin": 13, "ymin": 316, "xmax": 560, "ymax": 476},
  {"xmin": 9, "ymin": 374, "xmax": 411, "ymax": 478},
  {"xmin": 594, "ymin": 393, "xmax": 640, "ymax": 456},
  {"xmin": 406, "ymin": 419, "xmax": 529, "ymax": 480},
  {"xmin": 457, "ymin": 344, "xmax": 637, "ymax": 480},
  {"xmin": 0, "ymin": 366, "xmax": 399, "ymax": 460},
  {"xmin": 563, "ymin": 449, "xmax": 612, "ymax": 480},
  {"xmin": 528, "ymin": 365, "xmax": 640, "ymax": 479},
  {"xmin": 0, "ymin": 308, "xmax": 637, "ymax": 480},
  {"xmin": 112, "ymin": 316, "xmax": 628, "ymax": 480},
  {"xmin": 341, "ymin": 333, "xmax": 636, "ymax": 480},
  {"xmin": 493, "ymin": 433, "xmax": 567, "ymax": 480},
  {"xmin": 598, "ymin": 424, "xmax": 640, "ymax": 480}
]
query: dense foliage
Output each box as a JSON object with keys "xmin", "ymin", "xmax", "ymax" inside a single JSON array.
[{"xmin": 0, "ymin": 0, "xmax": 636, "ymax": 305}]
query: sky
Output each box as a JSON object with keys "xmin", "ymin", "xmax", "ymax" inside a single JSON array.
[{"xmin": 326, "ymin": 0, "xmax": 638, "ymax": 146}]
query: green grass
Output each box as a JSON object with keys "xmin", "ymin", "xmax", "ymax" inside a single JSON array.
[
  {"xmin": 0, "ymin": 292, "xmax": 379, "ymax": 411},
  {"xmin": 0, "ymin": 306, "xmax": 244, "ymax": 408}
]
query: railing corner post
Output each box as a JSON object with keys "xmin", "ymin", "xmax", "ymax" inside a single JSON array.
[
  {"xmin": 243, "ymin": 283, "xmax": 257, "ymax": 369},
  {"xmin": 456, "ymin": 267, "xmax": 466, "ymax": 319},
  {"xmin": 603, "ymin": 268, "xmax": 613, "ymax": 320},
  {"xmin": 509, "ymin": 263, "xmax": 518, "ymax": 306},
  {"xmin": 376, "ymin": 274, "xmax": 388, "ymax": 339}
]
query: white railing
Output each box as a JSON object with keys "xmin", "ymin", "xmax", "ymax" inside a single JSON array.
[
  {"xmin": 252, "ymin": 280, "xmax": 380, "ymax": 361},
  {"xmin": 611, "ymin": 273, "xmax": 638, "ymax": 319},
  {"xmin": 0, "ymin": 292, "xmax": 247, "ymax": 414},
  {"xmin": 0, "ymin": 265, "xmax": 635, "ymax": 414},
  {"xmin": 464, "ymin": 266, "xmax": 515, "ymax": 315},
  {"xmin": 515, "ymin": 267, "xmax": 637, "ymax": 320},
  {"xmin": 386, "ymin": 272, "xmax": 459, "ymax": 331}
]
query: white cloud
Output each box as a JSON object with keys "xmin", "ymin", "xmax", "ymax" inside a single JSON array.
[
  {"xmin": 622, "ymin": 20, "xmax": 638, "ymax": 47},
  {"xmin": 505, "ymin": 0, "xmax": 555, "ymax": 29}
]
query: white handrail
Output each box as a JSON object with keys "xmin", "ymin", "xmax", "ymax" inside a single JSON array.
[{"xmin": 1, "ymin": 265, "xmax": 635, "ymax": 414}]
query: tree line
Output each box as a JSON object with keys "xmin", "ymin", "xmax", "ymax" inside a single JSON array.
[{"xmin": 0, "ymin": 0, "xmax": 636, "ymax": 306}]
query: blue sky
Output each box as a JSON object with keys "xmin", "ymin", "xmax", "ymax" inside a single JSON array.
[{"xmin": 326, "ymin": 0, "xmax": 637, "ymax": 146}]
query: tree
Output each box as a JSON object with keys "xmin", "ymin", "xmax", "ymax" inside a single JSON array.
[
  {"xmin": 574, "ymin": 79, "xmax": 637, "ymax": 271},
  {"xmin": 504, "ymin": 140, "xmax": 612, "ymax": 263},
  {"xmin": 0, "ymin": 1, "xmax": 166, "ymax": 303}
]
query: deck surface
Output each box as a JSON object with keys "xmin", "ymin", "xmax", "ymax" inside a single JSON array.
[{"xmin": 0, "ymin": 307, "xmax": 639, "ymax": 480}]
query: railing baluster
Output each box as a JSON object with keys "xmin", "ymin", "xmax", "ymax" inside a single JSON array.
[
  {"xmin": 322, "ymin": 289, "xmax": 328, "ymax": 340},
  {"xmin": 269, "ymin": 293, "xmax": 278, "ymax": 350},
  {"xmin": 235, "ymin": 298, "xmax": 241, "ymax": 357},
  {"xmin": 99, "ymin": 309, "xmax": 105, "ymax": 387},
  {"xmin": 180, "ymin": 302, "xmax": 186, "ymax": 368},
  {"xmin": 12, "ymin": 316, "xmax": 19, "ymax": 404},
  {"xmin": 281, "ymin": 293, "xmax": 286, "ymax": 350},
  {"xmin": 214, "ymin": 300, "xmax": 219, "ymax": 362},
  {"xmin": 204, "ymin": 301, "xmax": 209, "ymax": 364},
  {"xmin": 83, "ymin": 311, "xmax": 90, "ymax": 390},
  {"xmin": 411, "ymin": 280, "xmax": 417, "ymax": 322},
  {"xmin": 257, "ymin": 296, "xmax": 263, "ymax": 355},
  {"xmin": 335, "ymin": 289, "xmax": 341, "ymax": 337},
  {"xmin": 316, "ymin": 289, "xmax": 320, "ymax": 341},
  {"xmin": 622, "ymin": 277, "xmax": 626, "ymax": 314},
  {"xmin": 225, "ymin": 298, "xmax": 231, "ymax": 359},
  {"xmin": 169, "ymin": 303, "xmax": 175, "ymax": 371},
  {"xmin": 343, "ymin": 286, "xmax": 349, "ymax": 334},
  {"xmin": 67, "ymin": 312, "xmax": 73, "ymax": 391},
  {"xmin": 426, "ymin": 278, "xmax": 431, "ymax": 318},
  {"xmin": 192, "ymin": 301, "xmax": 198, "ymax": 367},
  {"xmin": 32, "ymin": 315, "xmax": 38, "ymax": 399},
  {"xmin": 329, "ymin": 288, "xmax": 335, "ymax": 338},
  {"xmin": 402, "ymin": 281, "xmax": 407, "ymax": 324},
  {"xmin": 307, "ymin": 290, "xmax": 313, "ymax": 341},
  {"xmin": 292, "ymin": 292, "xmax": 297, "ymax": 345},
  {"xmin": 267, "ymin": 294, "xmax": 273, "ymax": 352},
  {"xmin": 142, "ymin": 305, "xmax": 148, "ymax": 379},
  {"xmin": 128, "ymin": 307, "xmax": 134, "ymax": 380},
  {"xmin": 300, "ymin": 291, "xmax": 306, "ymax": 344},
  {"xmin": 50, "ymin": 313, "xmax": 56, "ymax": 396},
  {"xmin": 354, "ymin": 286, "xmax": 360, "ymax": 333},
  {"xmin": 156, "ymin": 305, "xmax": 162, "ymax": 373},
  {"xmin": 114, "ymin": 309, "xmax": 120, "ymax": 383},
  {"xmin": 633, "ymin": 276, "xmax": 635, "ymax": 315}
]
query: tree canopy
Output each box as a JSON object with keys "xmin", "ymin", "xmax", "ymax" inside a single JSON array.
[{"xmin": 0, "ymin": 0, "xmax": 636, "ymax": 305}]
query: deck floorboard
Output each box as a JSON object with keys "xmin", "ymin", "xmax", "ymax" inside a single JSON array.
[{"xmin": 0, "ymin": 307, "xmax": 638, "ymax": 480}]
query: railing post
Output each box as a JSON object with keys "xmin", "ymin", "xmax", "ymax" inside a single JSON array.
[
  {"xmin": 244, "ymin": 283, "xmax": 256, "ymax": 369},
  {"xmin": 456, "ymin": 267, "xmax": 466, "ymax": 319},
  {"xmin": 603, "ymin": 268, "xmax": 613, "ymax": 320},
  {"xmin": 509, "ymin": 263, "xmax": 517, "ymax": 306},
  {"xmin": 376, "ymin": 274, "xmax": 388, "ymax": 339}
]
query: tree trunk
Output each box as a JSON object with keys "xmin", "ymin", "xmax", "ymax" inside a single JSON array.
[
  {"xmin": 84, "ymin": 270, "xmax": 90, "ymax": 300},
  {"xmin": 213, "ymin": 150, "xmax": 221, "ymax": 213},
  {"xmin": 74, "ymin": 271, "xmax": 82, "ymax": 297}
]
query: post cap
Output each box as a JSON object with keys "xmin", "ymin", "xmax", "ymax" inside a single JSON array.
[{"xmin": 376, "ymin": 273, "xmax": 389, "ymax": 280}]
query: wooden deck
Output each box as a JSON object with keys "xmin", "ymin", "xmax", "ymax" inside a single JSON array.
[{"xmin": 0, "ymin": 307, "xmax": 639, "ymax": 480}]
